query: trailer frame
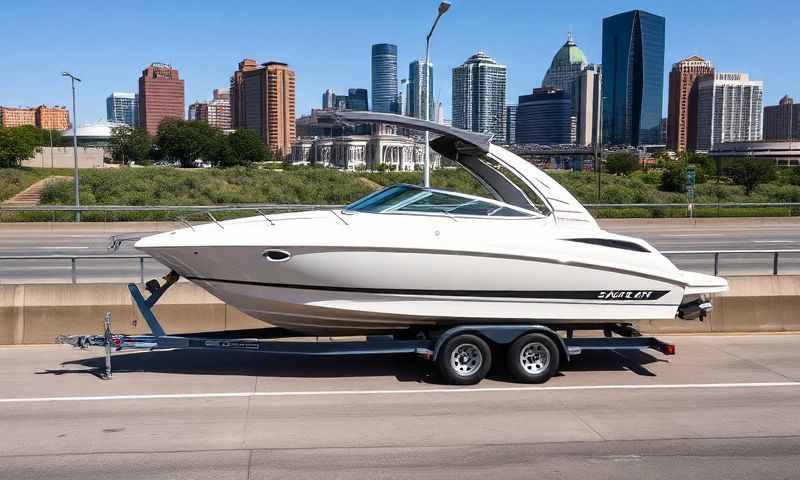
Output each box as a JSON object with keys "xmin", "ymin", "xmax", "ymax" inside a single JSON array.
[{"xmin": 56, "ymin": 273, "xmax": 676, "ymax": 383}]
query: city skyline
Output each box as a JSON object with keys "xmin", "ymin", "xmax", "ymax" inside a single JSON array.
[{"xmin": 2, "ymin": 0, "xmax": 797, "ymax": 127}]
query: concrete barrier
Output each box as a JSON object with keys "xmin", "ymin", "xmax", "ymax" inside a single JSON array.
[
  {"xmin": 0, "ymin": 276, "xmax": 798, "ymax": 344},
  {"xmin": 0, "ymin": 282, "xmax": 264, "ymax": 345}
]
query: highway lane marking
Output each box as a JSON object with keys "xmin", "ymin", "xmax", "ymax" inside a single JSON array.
[{"xmin": 1, "ymin": 382, "xmax": 799, "ymax": 403}]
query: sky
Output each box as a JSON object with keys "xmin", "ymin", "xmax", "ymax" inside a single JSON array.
[{"xmin": 1, "ymin": 0, "xmax": 798, "ymax": 125}]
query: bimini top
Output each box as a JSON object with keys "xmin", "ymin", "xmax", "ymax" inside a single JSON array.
[
  {"xmin": 334, "ymin": 111, "xmax": 492, "ymax": 152},
  {"xmin": 333, "ymin": 111, "xmax": 597, "ymax": 227}
]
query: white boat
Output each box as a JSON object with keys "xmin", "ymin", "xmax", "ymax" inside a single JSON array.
[{"xmin": 135, "ymin": 112, "xmax": 727, "ymax": 335}]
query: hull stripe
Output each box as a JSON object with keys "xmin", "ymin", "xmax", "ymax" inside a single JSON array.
[{"xmin": 186, "ymin": 276, "xmax": 671, "ymax": 301}]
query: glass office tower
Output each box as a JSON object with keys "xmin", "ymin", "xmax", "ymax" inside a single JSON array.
[
  {"xmin": 407, "ymin": 60, "xmax": 434, "ymax": 120},
  {"xmin": 346, "ymin": 88, "xmax": 369, "ymax": 111},
  {"xmin": 371, "ymin": 44, "xmax": 398, "ymax": 113},
  {"xmin": 106, "ymin": 92, "xmax": 138, "ymax": 126},
  {"xmin": 601, "ymin": 10, "xmax": 665, "ymax": 146}
]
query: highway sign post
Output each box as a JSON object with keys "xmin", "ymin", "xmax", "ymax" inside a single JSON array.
[{"xmin": 687, "ymin": 166, "xmax": 696, "ymax": 218}]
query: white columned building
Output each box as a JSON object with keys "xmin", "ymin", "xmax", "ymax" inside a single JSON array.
[{"xmin": 288, "ymin": 126, "xmax": 439, "ymax": 172}]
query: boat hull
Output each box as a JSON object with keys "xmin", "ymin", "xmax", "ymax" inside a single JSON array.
[{"xmin": 142, "ymin": 244, "xmax": 688, "ymax": 335}]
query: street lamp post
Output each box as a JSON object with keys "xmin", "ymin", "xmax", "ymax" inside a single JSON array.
[
  {"xmin": 595, "ymin": 95, "xmax": 606, "ymax": 202},
  {"xmin": 48, "ymin": 129, "xmax": 54, "ymax": 169},
  {"xmin": 423, "ymin": 1, "xmax": 451, "ymax": 188},
  {"xmin": 63, "ymin": 72, "xmax": 81, "ymax": 222}
]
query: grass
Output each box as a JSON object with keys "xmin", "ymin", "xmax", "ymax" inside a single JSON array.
[
  {"xmin": 0, "ymin": 168, "xmax": 72, "ymax": 202},
  {"xmin": 1, "ymin": 165, "xmax": 800, "ymax": 221}
]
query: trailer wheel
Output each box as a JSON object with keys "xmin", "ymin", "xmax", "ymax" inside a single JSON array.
[
  {"xmin": 507, "ymin": 333, "xmax": 560, "ymax": 383},
  {"xmin": 437, "ymin": 334, "xmax": 491, "ymax": 385}
]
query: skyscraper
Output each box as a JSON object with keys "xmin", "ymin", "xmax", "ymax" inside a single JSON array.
[
  {"xmin": 516, "ymin": 88, "xmax": 573, "ymax": 145},
  {"xmin": 696, "ymin": 73, "xmax": 763, "ymax": 151},
  {"xmin": 397, "ymin": 79, "xmax": 408, "ymax": 116},
  {"xmin": 138, "ymin": 63, "xmax": 185, "ymax": 135},
  {"xmin": 542, "ymin": 33, "xmax": 588, "ymax": 93},
  {"xmin": 764, "ymin": 95, "xmax": 800, "ymax": 140},
  {"xmin": 573, "ymin": 65, "xmax": 602, "ymax": 146},
  {"xmin": 322, "ymin": 89, "xmax": 336, "ymax": 110},
  {"xmin": 106, "ymin": 92, "xmax": 138, "ymax": 126},
  {"xmin": 346, "ymin": 88, "xmax": 368, "ymax": 111},
  {"xmin": 407, "ymin": 60, "xmax": 434, "ymax": 120},
  {"xmin": 371, "ymin": 44, "xmax": 398, "ymax": 113},
  {"xmin": 505, "ymin": 105, "xmax": 517, "ymax": 145},
  {"xmin": 208, "ymin": 88, "xmax": 231, "ymax": 131},
  {"xmin": 230, "ymin": 59, "xmax": 296, "ymax": 156},
  {"xmin": 188, "ymin": 102, "xmax": 204, "ymax": 122},
  {"xmin": 452, "ymin": 51, "xmax": 507, "ymax": 141},
  {"xmin": 436, "ymin": 102, "xmax": 445, "ymax": 125},
  {"xmin": 667, "ymin": 56, "xmax": 714, "ymax": 152},
  {"xmin": 601, "ymin": 10, "xmax": 665, "ymax": 146}
]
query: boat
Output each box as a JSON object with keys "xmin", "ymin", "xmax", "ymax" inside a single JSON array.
[{"xmin": 134, "ymin": 112, "xmax": 728, "ymax": 335}]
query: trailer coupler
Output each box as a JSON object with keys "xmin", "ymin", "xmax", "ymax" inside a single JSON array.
[
  {"xmin": 56, "ymin": 312, "xmax": 117, "ymax": 379},
  {"xmin": 56, "ymin": 272, "xmax": 179, "ymax": 379}
]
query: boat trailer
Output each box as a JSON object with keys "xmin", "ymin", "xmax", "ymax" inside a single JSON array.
[{"xmin": 56, "ymin": 272, "xmax": 676, "ymax": 383}]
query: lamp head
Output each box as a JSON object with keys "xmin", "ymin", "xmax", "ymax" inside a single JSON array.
[
  {"xmin": 438, "ymin": 1, "xmax": 451, "ymax": 15},
  {"xmin": 62, "ymin": 72, "xmax": 81, "ymax": 82}
]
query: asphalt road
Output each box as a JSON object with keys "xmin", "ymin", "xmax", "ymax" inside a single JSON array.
[
  {"xmin": 1, "ymin": 334, "xmax": 799, "ymax": 479},
  {"xmin": 1, "ymin": 218, "xmax": 800, "ymax": 283}
]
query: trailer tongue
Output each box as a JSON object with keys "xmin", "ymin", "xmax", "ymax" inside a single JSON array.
[{"xmin": 56, "ymin": 272, "xmax": 677, "ymax": 384}]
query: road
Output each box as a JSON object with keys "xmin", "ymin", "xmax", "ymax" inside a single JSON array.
[
  {"xmin": 1, "ymin": 218, "xmax": 800, "ymax": 282},
  {"xmin": 0, "ymin": 334, "xmax": 798, "ymax": 478}
]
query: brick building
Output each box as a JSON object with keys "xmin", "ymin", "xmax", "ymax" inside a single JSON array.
[
  {"xmin": 0, "ymin": 105, "xmax": 70, "ymax": 130},
  {"xmin": 0, "ymin": 107, "xmax": 36, "ymax": 127},
  {"xmin": 667, "ymin": 56, "xmax": 714, "ymax": 152},
  {"xmin": 230, "ymin": 60, "xmax": 296, "ymax": 156},
  {"xmin": 138, "ymin": 63, "xmax": 185, "ymax": 135},
  {"xmin": 35, "ymin": 106, "xmax": 70, "ymax": 130}
]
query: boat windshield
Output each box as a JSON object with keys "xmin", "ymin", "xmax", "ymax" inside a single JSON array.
[{"xmin": 344, "ymin": 185, "xmax": 533, "ymax": 217}]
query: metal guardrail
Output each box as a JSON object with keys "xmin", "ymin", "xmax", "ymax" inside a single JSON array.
[
  {"xmin": 2, "ymin": 250, "xmax": 799, "ymax": 284},
  {"xmin": 0, "ymin": 255, "xmax": 150, "ymax": 284},
  {"xmin": 2, "ymin": 202, "xmax": 800, "ymax": 213},
  {"xmin": 0, "ymin": 204, "xmax": 341, "ymax": 213},
  {"xmin": 661, "ymin": 250, "xmax": 800, "ymax": 276}
]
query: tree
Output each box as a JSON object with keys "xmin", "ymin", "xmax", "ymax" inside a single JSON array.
[
  {"xmin": 0, "ymin": 126, "xmax": 41, "ymax": 168},
  {"xmin": 156, "ymin": 119, "xmax": 224, "ymax": 167},
  {"xmin": 725, "ymin": 157, "xmax": 776, "ymax": 195},
  {"xmin": 605, "ymin": 151, "xmax": 640, "ymax": 175},
  {"xmin": 660, "ymin": 160, "xmax": 687, "ymax": 193},
  {"xmin": 110, "ymin": 125, "xmax": 153, "ymax": 165},
  {"xmin": 218, "ymin": 129, "xmax": 266, "ymax": 167}
]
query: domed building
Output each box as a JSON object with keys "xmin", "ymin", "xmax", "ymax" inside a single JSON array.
[
  {"xmin": 62, "ymin": 120, "xmax": 126, "ymax": 147},
  {"xmin": 541, "ymin": 33, "xmax": 588, "ymax": 92}
]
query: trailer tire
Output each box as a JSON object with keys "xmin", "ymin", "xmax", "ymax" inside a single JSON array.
[
  {"xmin": 507, "ymin": 333, "xmax": 560, "ymax": 383},
  {"xmin": 437, "ymin": 334, "xmax": 492, "ymax": 385}
]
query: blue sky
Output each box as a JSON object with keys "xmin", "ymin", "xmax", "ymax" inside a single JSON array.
[{"xmin": 1, "ymin": 0, "xmax": 797, "ymax": 125}]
